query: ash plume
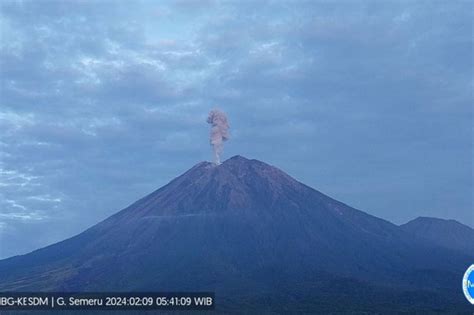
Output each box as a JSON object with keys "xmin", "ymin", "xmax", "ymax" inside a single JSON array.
[{"xmin": 207, "ymin": 109, "xmax": 229, "ymax": 165}]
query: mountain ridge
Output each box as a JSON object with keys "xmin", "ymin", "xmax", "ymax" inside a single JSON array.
[
  {"xmin": 400, "ymin": 216, "xmax": 474, "ymax": 253},
  {"xmin": 0, "ymin": 155, "xmax": 471, "ymax": 312}
]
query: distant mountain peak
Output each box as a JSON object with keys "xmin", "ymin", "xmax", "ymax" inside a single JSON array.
[
  {"xmin": 405, "ymin": 216, "xmax": 471, "ymax": 229},
  {"xmin": 400, "ymin": 216, "xmax": 474, "ymax": 253}
]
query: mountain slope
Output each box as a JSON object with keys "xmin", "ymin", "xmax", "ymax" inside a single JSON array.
[
  {"xmin": 400, "ymin": 216, "xmax": 474, "ymax": 253},
  {"xmin": 0, "ymin": 156, "xmax": 471, "ymax": 312}
]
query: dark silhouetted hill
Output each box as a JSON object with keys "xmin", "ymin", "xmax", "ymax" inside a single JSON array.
[{"xmin": 400, "ymin": 216, "xmax": 474, "ymax": 253}]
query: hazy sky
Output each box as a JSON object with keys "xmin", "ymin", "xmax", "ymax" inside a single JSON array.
[{"xmin": 0, "ymin": 0, "xmax": 472, "ymax": 259}]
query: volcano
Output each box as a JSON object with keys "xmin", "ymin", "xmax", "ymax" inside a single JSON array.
[{"xmin": 0, "ymin": 156, "xmax": 472, "ymax": 312}]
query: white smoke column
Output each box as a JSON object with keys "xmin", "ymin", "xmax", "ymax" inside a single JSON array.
[{"xmin": 207, "ymin": 109, "xmax": 229, "ymax": 165}]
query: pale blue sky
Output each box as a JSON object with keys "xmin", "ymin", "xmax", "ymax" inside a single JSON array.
[{"xmin": 0, "ymin": 0, "xmax": 472, "ymax": 259}]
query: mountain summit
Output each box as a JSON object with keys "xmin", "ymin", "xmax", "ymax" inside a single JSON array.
[
  {"xmin": 117, "ymin": 155, "xmax": 310, "ymax": 217},
  {"xmin": 400, "ymin": 216, "xmax": 474, "ymax": 253},
  {"xmin": 0, "ymin": 156, "xmax": 472, "ymax": 312}
]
